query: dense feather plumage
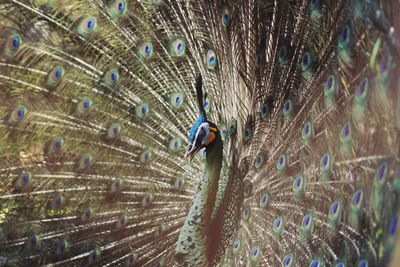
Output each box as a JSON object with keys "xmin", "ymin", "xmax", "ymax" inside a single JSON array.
[{"xmin": 0, "ymin": 0, "xmax": 400, "ymax": 266}]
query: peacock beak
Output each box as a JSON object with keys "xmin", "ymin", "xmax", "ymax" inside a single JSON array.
[{"xmin": 185, "ymin": 143, "xmax": 202, "ymax": 162}]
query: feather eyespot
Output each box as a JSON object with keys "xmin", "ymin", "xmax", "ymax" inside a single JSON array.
[
  {"xmin": 137, "ymin": 42, "xmax": 153, "ymax": 60},
  {"xmin": 276, "ymin": 154, "xmax": 287, "ymax": 171},
  {"xmin": 9, "ymin": 105, "xmax": 28, "ymax": 125},
  {"xmin": 136, "ymin": 102, "xmax": 150, "ymax": 119},
  {"xmin": 352, "ymin": 189, "xmax": 363, "ymax": 208},
  {"xmin": 221, "ymin": 5, "xmax": 230, "ymax": 27},
  {"xmin": 259, "ymin": 193, "xmax": 269, "ymax": 208},
  {"xmin": 76, "ymin": 17, "xmax": 98, "ymax": 36},
  {"xmin": 283, "ymin": 254, "xmax": 294, "ymax": 266},
  {"xmin": 79, "ymin": 154, "xmax": 93, "ymax": 170},
  {"xmin": 169, "ymin": 38, "xmax": 186, "ymax": 57},
  {"xmin": 15, "ymin": 171, "xmax": 31, "ymax": 190},
  {"xmin": 205, "ymin": 50, "xmax": 217, "ymax": 69},
  {"xmin": 2, "ymin": 33, "xmax": 22, "ymax": 59}
]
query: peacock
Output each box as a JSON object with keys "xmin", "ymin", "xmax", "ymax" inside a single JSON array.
[{"xmin": 0, "ymin": 0, "xmax": 400, "ymax": 266}]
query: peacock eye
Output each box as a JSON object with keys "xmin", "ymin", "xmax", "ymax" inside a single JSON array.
[
  {"xmin": 205, "ymin": 49, "xmax": 217, "ymax": 69},
  {"xmin": 358, "ymin": 259, "xmax": 368, "ymax": 267},
  {"xmin": 169, "ymin": 137, "xmax": 182, "ymax": 152},
  {"xmin": 330, "ymin": 201, "xmax": 340, "ymax": 217},
  {"xmin": 107, "ymin": 0, "xmax": 128, "ymax": 19},
  {"xmin": 352, "ymin": 189, "xmax": 364, "ymax": 208},
  {"xmin": 106, "ymin": 123, "xmax": 122, "ymax": 140},
  {"xmin": 140, "ymin": 149, "xmax": 153, "ymax": 164},
  {"xmin": 259, "ymin": 192, "xmax": 269, "ymax": 208},
  {"xmin": 301, "ymin": 51, "xmax": 314, "ymax": 71},
  {"xmin": 283, "ymin": 254, "xmax": 294, "ymax": 266},
  {"xmin": 15, "ymin": 171, "xmax": 32, "ymax": 190},
  {"xmin": 232, "ymin": 239, "xmax": 241, "ymax": 254},
  {"xmin": 250, "ymin": 245, "xmax": 261, "ymax": 261},
  {"xmin": 283, "ymin": 99, "xmax": 293, "ymax": 116},
  {"xmin": 276, "ymin": 154, "xmax": 287, "ymax": 171},
  {"xmin": 76, "ymin": 16, "xmax": 98, "ymax": 36},
  {"xmin": 137, "ymin": 42, "xmax": 153, "ymax": 60},
  {"xmin": 9, "ymin": 104, "xmax": 28, "ymax": 125},
  {"xmin": 278, "ymin": 45, "xmax": 288, "ymax": 62},
  {"xmin": 357, "ymin": 78, "xmax": 368, "ymax": 99},
  {"xmin": 309, "ymin": 258, "xmax": 323, "ymax": 267},
  {"xmin": 136, "ymin": 102, "xmax": 150, "ymax": 119},
  {"xmin": 303, "ymin": 214, "xmax": 312, "ymax": 227},
  {"xmin": 46, "ymin": 66, "xmax": 65, "ymax": 88},
  {"xmin": 389, "ymin": 217, "xmax": 398, "ymax": 237},
  {"xmin": 49, "ymin": 136, "xmax": 64, "ymax": 155},
  {"xmin": 170, "ymin": 38, "xmax": 186, "ymax": 57},
  {"xmin": 102, "ymin": 68, "xmax": 120, "ymax": 87},
  {"xmin": 375, "ymin": 162, "xmax": 388, "ymax": 183},
  {"xmin": 221, "ymin": 6, "xmax": 230, "ymax": 27},
  {"xmin": 339, "ymin": 25, "xmax": 351, "ymax": 46},
  {"xmin": 76, "ymin": 98, "xmax": 93, "ymax": 116},
  {"xmin": 79, "ymin": 153, "xmax": 93, "ymax": 170},
  {"xmin": 3, "ymin": 33, "xmax": 22, "ymax": 59}
]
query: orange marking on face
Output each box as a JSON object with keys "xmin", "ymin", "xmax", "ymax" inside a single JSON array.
[{"xmin": 205, "ymin": 132, "xmax": 216, "ymax": 145}]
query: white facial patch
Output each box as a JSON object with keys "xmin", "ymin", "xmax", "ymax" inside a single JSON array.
[{"xmin": 195, "ymin": 122, "xmax": 210, "ymax": 145}]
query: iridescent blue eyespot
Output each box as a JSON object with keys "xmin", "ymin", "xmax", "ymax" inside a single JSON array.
[
  {"xmin": 254, "ymin": 153, "xmax": 265, "ymax": 169},
  {"xmin": 358, "ymin": 259, "xmax": 368, "ymax": 267},
  {"xmin": 9, "ymin": 105, "xmax": 28, "ymax": 125},
  {"xmin": 206, "ymin": 50, "xmax": 217, "ymax": 69},
  {"xmin": 79, "ymin": 153, "xmax": 93, "ymax": 170},
  {"xmin": 243, "ymin": 128, "xmax": 252, "ymax": 142},
  {"xmin": 52, "ymin": 195, "xmax": 64, "ymax": 209},
  {"xmin": 309, "ymin": 258, "xmax": 323, "ymax": 267},
  {"xmin": 169, "ymin": 137, "xmax": 182, "ymax": 152},
  {"xmin": 15, "ymin": 171, "xmax": 31, "ymax": 190},
  {"xmin": 3, "ymin": 33, "xmax": 23, "ymax": 59},
  {"xmin": 27, "ymin": 234, "xmax": 40, "ymax": 249},
  {"xmin": 233, "ymin": 239, "xmax": 241, "ymax": 253},
  {"xmin": 259, "ymin": 193, "xmax": 269, "ymax": 208},
  {"xmin": 336, "ymin": 262, "xmax": 345, "ymax": 267},
  {"xmin": 273, "ymin": 216, "xmax": 284, "ymax": 236},
  {"xmin": 301, "ymin": 51, "xmax": 314, "ymax": 72},
  {"xmin": 137, "ymin": 42, "xmax": 153, "ymax": 59},
  {"xmin": 136, "ymin": 102, "xmax": 150, "ymax": 119},
  {"xmin": 339, "ymin": 25, "xmax": 351, "ymax": 47},
  {"xmin": 283, "ymin": 99, "xmax": 293, "ymax": 116},
  {"xmin": 389, "ymin": 217, "xmax": 398, "ymax": 237},
  {"xmin": 283, "ymin": 254, "xmax": 294, "ymax": 266},
  {"xmin": 12, "ymin": 36, "xmax": 20, "ymax": 49},
  {"xmin": 303, "ymin": 214, "xmax": 312, "ymax": 227},
  {"xmin": 250, "ymin": 245, "xmax": 260, "ymax": 260},
  {"xmin": 330, "ymin": 201, "xmax": 340, "ymax": 216},
  {"xmin": 293, "ymin": 175, "xmax": 305, "ymax": 198},
  {"xmin": 140, "ymin": 149, "xmax": 153, "ymax": 164},
  {"xmin": 351, "ymin": 189, "xmax": 364, "ymax": 209},
  {"xmin": 118, "ymin": 1, "xmax": 125, "ymax": 13},
  {"xmin": 222, "ymin": 6, "xmax": 230, "ymax": 27},
  {"xmin": 242, "ymin": 206, "xmax": 250, "ymax": 221},
  {"xmin": 375, "ymin": 162, "xmax": 388, "ymax": 183},
  {"xmin": 276, "ymin": 154, "xmax": 287, "ymax": 171}
]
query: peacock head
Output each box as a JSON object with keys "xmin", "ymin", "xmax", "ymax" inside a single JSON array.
[
  {"xmin": 185, "ymin": 74, "xmax": 219, "ymax": 162},
  {"xmin": 185, "ymin": 115, "xmax": 219, "ymax": 161}
]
